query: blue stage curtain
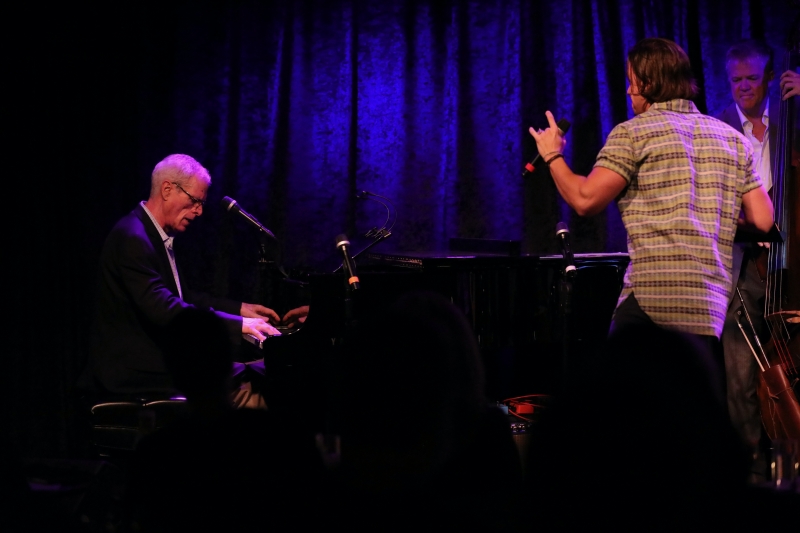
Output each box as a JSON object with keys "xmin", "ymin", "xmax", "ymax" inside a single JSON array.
[
  {"xmin": 7, "ymin": 0, "xmax": 797, "ymax": 458},
  {"xmin": 114, "ymin": 0, "xmax": 795, "ymax": 296}
]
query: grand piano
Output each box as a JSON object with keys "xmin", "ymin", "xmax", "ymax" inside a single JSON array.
[{"xmin": 244, "ymin": 241, "xmax": 629, "ymax": 410}]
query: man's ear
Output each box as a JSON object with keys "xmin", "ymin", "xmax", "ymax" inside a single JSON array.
[{"xmin": 160, "ymin": 180, "xmax": 173, "ymax": 199}]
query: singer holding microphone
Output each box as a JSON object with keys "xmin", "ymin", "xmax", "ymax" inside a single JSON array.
[
  {"xmin": 80, "ymin": 154, "xmax": 282, "ymax": 408},
  {"xmin": 528, "ymin": 38, "xmax": 773, "ymax": 364}
]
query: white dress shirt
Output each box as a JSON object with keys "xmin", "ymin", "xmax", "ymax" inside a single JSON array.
[
  {"xmin": 735, "ymin": 100, "xmax": 771, "ymax": 191},
  {"xmin": 140, "ymin": 201, "xmax": 183, "ymax": 299}
]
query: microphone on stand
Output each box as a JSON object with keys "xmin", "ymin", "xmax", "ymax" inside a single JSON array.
[
  {"xmin": 332, "ymin": 191, "xmax": 396, "ymax": 275},
  {"xmin": 221, "ymin": 196, "xmax": 277, "ymax": 240},
  {"xmin": 336, "ymin": 233, "xmax": 360, "ymax": 291},
  {"xmin": 523, "ymin": 118, "xmax": 571, "ymax": 177},
  {"xmin": 556, "ymin": 221, "xmax": 576, "ymax": 278},
  {"xmin": 357, "ymin": 190, "xmax": 395, "ymax": 241}
]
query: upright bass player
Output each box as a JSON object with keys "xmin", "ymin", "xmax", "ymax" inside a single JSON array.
[{"xmin": 717, "ymin": 39, "xmax": 800, "ymax": 482}]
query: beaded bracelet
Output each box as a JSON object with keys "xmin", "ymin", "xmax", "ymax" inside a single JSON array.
[{"xmin": 545, "ymin": 154, "xmax": 564, "ymax": 166}]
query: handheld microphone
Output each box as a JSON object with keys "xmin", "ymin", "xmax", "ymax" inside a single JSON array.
[
  {"xmin": 523, "ymin": 118, "xmax": 571, "ymax": 177},
  {"xmin": 221, "ymin": 196, "xmax": 277, "ymax": 240},
  {"xmin": 556, "ymin": 221, "xmax": 576, "ymax": 278},
  {"xmin": 335, "ymin": 233, "xmax": 360, "ymax": 290}
]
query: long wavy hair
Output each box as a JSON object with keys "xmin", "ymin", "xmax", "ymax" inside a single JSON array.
[{"xmin": 628, "ymin": 37, "xmax": 699, "ymax": 104}]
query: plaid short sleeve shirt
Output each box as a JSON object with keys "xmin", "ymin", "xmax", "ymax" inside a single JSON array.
[{"xmin": 595, "ymin": 99, "xmax": 763, "ymax": 337}]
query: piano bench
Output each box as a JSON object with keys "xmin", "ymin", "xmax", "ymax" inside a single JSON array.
[{"xmin": 89, "ymin": 398, "xmax": 190, "ymax": 462}]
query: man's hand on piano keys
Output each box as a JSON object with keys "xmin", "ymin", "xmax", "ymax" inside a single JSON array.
[
  {"xmin": 240, "ymin": 302, "xmax": 281, "ymax": 323},
  {"xmin": 242, "ymin": 317, "xmax": 281, "ymax": 341},
  {"xmin": 281, "ymin": 306, "xmax": 310, "ymax": 329}
]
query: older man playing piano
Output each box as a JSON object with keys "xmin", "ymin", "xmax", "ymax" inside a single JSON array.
[{"xmin": 81, "ymin": 154, "xmax": 281, "ymax": 406}]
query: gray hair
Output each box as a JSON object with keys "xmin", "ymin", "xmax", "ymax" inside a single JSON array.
[
  {"xmin": 725, "ymin": 39, "xmax": 773, "ymax": 75},
  {"xmin": 150, "ymin": 154, "xmax": 211, "ymax": 197}
]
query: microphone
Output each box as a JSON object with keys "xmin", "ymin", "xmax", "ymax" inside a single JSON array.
[
  {"xmin": 357, "ymin": 190, "xmax": 395, "ymax": 242},
  {"xmin": 556, "ymin": 221, "xmax": 576, "ymax": 278},
  {"xmin": 523, "ymin": 118, "xmax": 571, "ymax": 177},
  {"xmin": 335, "ymin": 233, "xmax": 360, "ymax": 290},
  {"xmin": 221, "ymin": 196, "xmax": 276, "ymax": 240}
]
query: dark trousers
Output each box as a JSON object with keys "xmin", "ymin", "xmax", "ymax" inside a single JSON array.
[
  {"xmin": 609, "ymin": 293, "xmax": 727, "ymax": 411},
  {"xmin": 721, "ymin": 248, "xmax": 766, "ymax": 476}
]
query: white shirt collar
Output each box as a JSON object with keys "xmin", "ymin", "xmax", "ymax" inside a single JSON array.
[
  {"xmin": 140, "ymin": 201, "xmax": 173, "ymax": 247},
  {"xmin": 735, "ymin": 98, "xmax": 769, "ymax": 130}
]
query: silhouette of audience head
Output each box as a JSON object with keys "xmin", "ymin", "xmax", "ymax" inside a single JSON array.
[
  {"xmin": 341, "ymin": 290, "xmax": 486, "ymax": 457},
  {"xmin": 336, "ymin": 290, "xmax": 522, "ymax": 530},
  {"xmin": 525, "ymin": 322, "xmax": 751, "ymax": 531}
]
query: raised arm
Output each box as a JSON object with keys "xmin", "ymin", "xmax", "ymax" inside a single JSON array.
[{"xmin": 529, "ymin": 111, "xmax": 628, "ymax": 216}]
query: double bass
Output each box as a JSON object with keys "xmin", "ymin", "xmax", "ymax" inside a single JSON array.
[{"xmin": 738, "ymin": 28, "xmax": 800, "ymax": 440}]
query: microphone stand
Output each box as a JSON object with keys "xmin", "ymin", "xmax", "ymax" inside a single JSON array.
[
  {"xmin": 334, "ymin": 190, "xmax": 395, "ymax": 332},
  {"xmin": 558, "ymin": 270, "xmax": 574, "ymax": 388},
  {"xmin": 343, "ymin": 279, "xmax": 356, "ymax": 333},
  {"xmin": 554, "ymin": 222, "xmax": 576, "ymax": 390},
  {"xmin": 255, "ymin": 234, "xmax": 274, "ymax": 307},
  {"xmin": 335, "ymin": 230, "xmax": 389, "ymax": 331},
  {"xmin": 332, "ymin": 230, "xmax": 392, "ymax": 274},
  {"xmin": 352, "ymin": 230, "xmax": 392, "ymax": 262},
  {"xmin": 333, "ymin": 235, "xmax": 363, "ymax": 334},
  {"xmin": 255, "ymin": 230, "xmax": 294, "ymax": 305}
]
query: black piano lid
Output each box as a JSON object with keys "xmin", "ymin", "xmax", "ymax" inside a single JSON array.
[{"xmin": 363, "ymin": 250, "xmax": 629, "ymax": 270}]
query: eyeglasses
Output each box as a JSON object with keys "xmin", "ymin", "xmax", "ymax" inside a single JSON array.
[{"xmin": 172, "ymin": 182, "xmax": 206, "ymax": 207}]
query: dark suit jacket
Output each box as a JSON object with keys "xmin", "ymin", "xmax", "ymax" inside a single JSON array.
[
  {"xmin": 716, "ymin": 101, "xmax": 776, "ymax": 290},
  {"xmin": 85, "ymin": 204, "xmax": 243, "ymax": 396},
  {"xmin": 716, "ymin": 101, "xmax": 776, "ymax": 157}
]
